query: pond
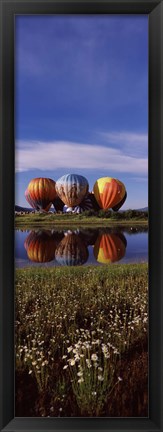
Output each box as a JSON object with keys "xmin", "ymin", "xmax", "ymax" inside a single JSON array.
[{"xmin": 15, "ymin": 226, "xmax": 148, "ymax": 267}]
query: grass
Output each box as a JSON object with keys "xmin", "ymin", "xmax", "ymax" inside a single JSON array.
[
  {"xmin": 15, "ymin": 263, "xmax": 148, "ymax": 417},
  {"xmin": 15, "ymin": 212, "xmax": 148, "ymax": 229}
]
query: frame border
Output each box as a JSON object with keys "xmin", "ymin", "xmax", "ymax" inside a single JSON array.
[{"xmin": 0, "ymin": 1, "xmax": 163, "ymax": 431}]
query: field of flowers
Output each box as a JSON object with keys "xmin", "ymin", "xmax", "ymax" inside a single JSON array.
[{"xmin": 15, "ymin": 263, "xmax": 148, "ymax": 417}]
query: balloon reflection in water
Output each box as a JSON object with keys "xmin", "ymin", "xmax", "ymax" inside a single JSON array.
[
  {"xmin": 94, "ymin": 232, "xmax": 127, "ymax": 264},
  {"xmin": 78, "ymin": 228, "xmax": 99, "ymax": 246},
  {"xmin": 24, "ymin": 230, "xmax": 57, "ymax": 263},
  {"xmin": 55, "ymin": 231, "xmax": 89, "ymax": 266}
]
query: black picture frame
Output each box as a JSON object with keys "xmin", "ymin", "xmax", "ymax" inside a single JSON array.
[{"xmin": 0, "ymin": 0, "xmax": 162, "ymax": 431}]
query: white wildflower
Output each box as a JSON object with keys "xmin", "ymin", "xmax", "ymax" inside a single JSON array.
[
  {"xmin": 77, "ymin": 371, "xmax": 83, "ymax": 377},
  {"xmin": 98, "ymin": 375, "xmax": 104, "ymax": 381},
  {"xmin": 118, "ymin": 376, "xmax": 123, "ymax": 381},
  {"xmin": 78, "ymin": 378, "xmax": 84, "ymax": 383},
  {"xmin": 69, "ymin": 359, "xmax": 76, "ymax": 366},
  {"xmin": 67, "ymin": 346, "xmax": 73, "ymax": 353},
  {"xmin": 91, "ymin": 354, "xmax": 98, "ymax": 361}
]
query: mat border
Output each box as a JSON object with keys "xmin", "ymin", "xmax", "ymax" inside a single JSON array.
[{"xmin": 0, "ymin": 1, "xmax": 163, "ymax": 431}]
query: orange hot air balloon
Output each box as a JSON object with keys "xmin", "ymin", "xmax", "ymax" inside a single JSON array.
[
  {"xmin": 25, "ymin": 178, "xmax": 56, "ymax": 212},
  {"xmin": 93, "ymin": 177, "xmax": 126, "ymax": 211},
  {"xmin": 112, "ymin": 191, "xmax": 127, "ymax": 212},
  {"xmin": 24, "ymin": 230, "xmax": 56, "ymax": 263},
  {"xmin": 55, "ymin": 232, "xmax": 89, "ymax": 266},
  {"xmin": 94, "ymin": 232, "xmax": 127, "ymax": 264}
]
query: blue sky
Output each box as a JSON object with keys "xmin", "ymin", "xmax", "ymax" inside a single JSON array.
[{"xmin": 15, "ymin": 15, "xmax": 148, "ymax": 209}]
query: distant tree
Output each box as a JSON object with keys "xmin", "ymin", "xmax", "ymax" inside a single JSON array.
[
  {"xmin": 82, "ymin": 209, "xmax": 97, "ymax": 217},
  {"xmin": 98, "ymin": 209, "xmax": 107, "ymax": 218},
  {"xmin": 110, "ymin": 211, "xmax": 122, "ymax": 219}
]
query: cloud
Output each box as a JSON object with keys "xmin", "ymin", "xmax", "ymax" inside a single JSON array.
[
  {"xmin": 100, "ymin": 131, "xmax": 148, "ymax": 158},
  {"xmin": 15, "ymin": 139, "xmax": 148, "ymax": 175}
]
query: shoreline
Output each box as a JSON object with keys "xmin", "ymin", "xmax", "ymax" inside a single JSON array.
[
  {"xmin": 15, "ymin": 214, "xmax": 148, "ymax": 229},
  {"xmin": 16, "ymin": 262, "xmax": 148, "ymax": 273}
]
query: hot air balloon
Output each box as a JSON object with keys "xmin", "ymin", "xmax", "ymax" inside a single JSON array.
[
  {"xmin": 112, "ymin": 191, "xmax": 127, "ymax": 212},
  {"xmin": 24, "ymin": 230, "xmax": 57, "ymax": 263},
  {"xmin": 89, "ymin": 192, "xmax": 101, "ymax": 211},
  {"xmin": 52, "ymin": 196, "xmax": 65, "ymax": 212},
  {"xmin": 73, "ymin": 194, "xmax": 94, "ymax": 213},
  {"xmin": 25, "ymin": 178, "xmax": 57, "ymax": 212},
  {"xmin": 25, "ymin": 189, "xmax": 36, "ymax": 209},
  {"xmin": 94, "ymin": 232, "xmax": 127, "ymax": 264},
  {"xmin": 55, "ymin": 232, "xmax": 89, "ymax": 266},
  {"xmin": 79, "ymin": 228, "xmax": 99, "ymax": 246},
  {"xmin": 93, "ymin": 177, "xmax": 126, "ymax": 211},
  {"xmin": 63, "ymin": 193, "xmax": 94, "ymax": 214},
  {"xmin": 55, "ymin": 174, "xmax": 89, "ymax": 207}
]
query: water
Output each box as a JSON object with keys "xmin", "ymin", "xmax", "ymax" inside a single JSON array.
[{"xmin": 15, "ymin": 226, "xmax": 148, "ymax": 267}]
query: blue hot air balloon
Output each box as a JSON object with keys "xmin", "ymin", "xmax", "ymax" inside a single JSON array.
[{"xmin": 55, "ymin": 174, "xmax": 89, "ymax": 207}]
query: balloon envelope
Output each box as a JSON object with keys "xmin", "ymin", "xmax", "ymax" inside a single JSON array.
[
  {"xmin": 25, "ymin": 189, "xmax": 36, "ymax": 209},
  {"xmin": 88, "ymin": 192, "xmax": 101, "ymax": 211},
  {"xmin": 55, "ymin": 174, "xmax": 89, "ymax": 207},
  {"xmin": 112, "ymin": 191, "xmax": 127, "ymax": 212},
  {"xmin": 55, "ymin": 232, "xmax": 88, "ymax": 266},
  {"xmin": 94, "ymin": 232, "xmax": 126, "ymax": 264},
  {"xmin": 78, "ymin": 194, "xmax": 94, "ymax": 213},
  {"xmin": 52, "ymin": 196, "xmax": 64, "ymax": 212},
  {"xmin": 25, "ymin": 178, "xmax": 56, "ymax": 211},
  {"xmin": 63, "ymin": 194, "xmax": 93, "ymax": 214},
  {"xmin": 93, "ymin": 177, "xmax": 126, "ymax": 210},
  {"xmin": 24, "ymin": 230, "xmax": 56, "ymax": 263}
]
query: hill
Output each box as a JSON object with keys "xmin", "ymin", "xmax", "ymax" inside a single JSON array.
[
  {"xmin": 15, "ymin": 205, "xmax": 33, "ymax": 212},
  {"xmin": 137, "ymin": 207, "xmax": 148, "ymax": 212}
]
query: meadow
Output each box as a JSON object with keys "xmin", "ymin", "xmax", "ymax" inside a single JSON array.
[
  {"xmin": 15, "ymin": 211, "xmax": 148, "ymax": 230},
  {"xmin": 15, "ymin": 263, "xmax": 148, "ymax": 417}
]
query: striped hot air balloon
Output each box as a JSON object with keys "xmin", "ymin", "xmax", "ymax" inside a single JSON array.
[
  {"xmin": 55, "ymin": 174, "xmax": 89, "ymax": 207},
  {"xmin": 93, "ymin": 177, "xmax": 126, "ymax": 211},
  {"xmin": 24, "ymin": 230, "xmax": 57, "ymax": 263},
  {"xmin": 55, "ymin": 232, "xmax": 89, "ymax": 266},
  {"xmin": 62, "ymin": 193, "xmax": 93, "ymax": 214},
  {"xmin": 112, "ymin": 190, "xmax": 127, "ymax": 212},
  {"xmin": 25, "ymin": 178, "xmax": 56, "ymax": 212},
  {"xmin": 94, "ymin": 232, "xmax": 127, "ymax": 264}
]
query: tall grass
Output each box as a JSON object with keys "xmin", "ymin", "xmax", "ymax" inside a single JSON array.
[{"xmin": 15, "ymin": 264, "xmax": 148, "ymax": 417}]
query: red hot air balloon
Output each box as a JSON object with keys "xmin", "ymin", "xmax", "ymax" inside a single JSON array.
[
  {"xmin": 93, "ymin": 177, "xmax": 126, "ymax": 211},
  {"xmin": 25, "ymin": 178, "xmax": 56, "ymax": 212}
]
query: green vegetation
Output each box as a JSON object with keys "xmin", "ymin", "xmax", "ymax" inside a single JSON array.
[
  {"xmin": 15, "ymin": 209, "xmax": 148, "ymax": 229},
  {"xmin": 16, "ymin": 263, "xmax": 148, "ymax": 417}
]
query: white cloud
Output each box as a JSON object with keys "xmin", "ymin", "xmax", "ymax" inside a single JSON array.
[
  {"xmin": 15, "ymin": 139, "xmax": 148, "ymax": 175},
  {"xmin": 100, "ymin": 131, "xmax": 148, "ymax": 158},
  {"xmin": 101, "ymin": 131, "xmax": 147, "ymax": 145}
]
